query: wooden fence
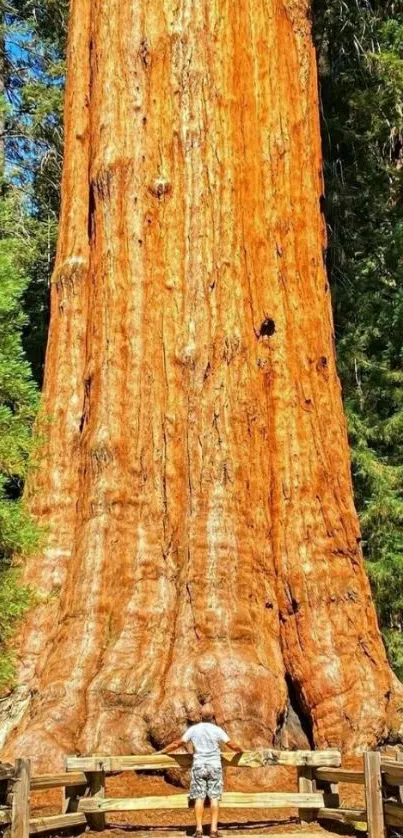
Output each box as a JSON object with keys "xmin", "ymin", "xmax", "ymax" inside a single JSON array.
[{"xmin": 1, "ymin": 749, "xmax": 403, "ymax": 838}]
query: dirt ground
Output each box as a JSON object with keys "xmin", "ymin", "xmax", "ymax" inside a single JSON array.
[{"xmin": 30, "ymin": 757, "xmax": 370, "ymax": 838}]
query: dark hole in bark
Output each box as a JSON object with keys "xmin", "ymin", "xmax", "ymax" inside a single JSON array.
[
  {"xmin": 79, "ymin": 375, "xmax": 92, "ymax": 433},
  {"xmin": 259, "ymin": 318, "xmax": 275, "ymax": 338},
  {"xmin": 317, "ymin": 356, "xmax": 328, "ymax": 371},
  {"xmin": 88, "ymin": 182, "xmax": 96, "ymax": 241},
  {"xmin": 319, "ymin": 194, "xmax": 326, "ymax": 214},
  {"xmin": 285, "ymin": 673, "xmax": 314, "ymax": 749}
]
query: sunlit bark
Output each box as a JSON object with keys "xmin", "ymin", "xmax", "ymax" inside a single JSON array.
[{"xmin": 0, "ymin": 0, "xmax": 399, "ymax": 767}]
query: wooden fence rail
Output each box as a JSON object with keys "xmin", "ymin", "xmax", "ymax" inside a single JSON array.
[
  {"xmin": 77, "ymin": 791, "xmax": 326, "ymax": 813},
  {"xmin": 2, "ymin": 748, "xmax": 403, "ymax": 838},
  {"xmin": 314, "ymin": 766, "xmax": 364, "ymax": 785},
  {"xmin": 30, "ymin": 774, "xmax": 86, "ymax": 792},
  {"xmin": 64, "ymin": 750, "xmax": 342, "ymax": 772}
]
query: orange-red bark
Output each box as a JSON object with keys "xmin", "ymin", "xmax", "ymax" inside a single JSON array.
[{"xmin": 0, "ymin": 0, "xmax": 400, "ymax": 768}]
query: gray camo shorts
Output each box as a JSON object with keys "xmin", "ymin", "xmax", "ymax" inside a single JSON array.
[{"xmin": 189, "ymin": 763, "xmax": 224, "ymax": 800}]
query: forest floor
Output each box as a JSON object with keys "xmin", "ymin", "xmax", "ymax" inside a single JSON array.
[{"xmin": 30, "ymin": 757, "xmax": 368, "ymax": 838}]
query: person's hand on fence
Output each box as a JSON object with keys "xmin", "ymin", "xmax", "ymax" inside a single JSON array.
[
  {"xmin": 226, "ymin": 740, "xmax": 243, "ymax": 753},
  {"xmin": 160, "ymin": 738, "xmax": 184, "ymax": 754}
]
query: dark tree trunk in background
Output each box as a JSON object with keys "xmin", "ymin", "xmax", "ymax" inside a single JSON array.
[{"xmin": 0, "ymin": 2, "xmax": 5, "ymax": 176}]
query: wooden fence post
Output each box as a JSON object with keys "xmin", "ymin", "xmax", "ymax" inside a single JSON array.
[
  {"xmin": 297, "ymin": 766, "xmax": 316, "ymax": 823},
  {"xmin": 62, "ymin": 758, "xmax": 86, "ymax": 818},
  {"xmin": 84, "ymin": 771, "xmax": 105, "ymax": 831},
  {"xmin": 11, "ymin": 759, "xmax": 30, "ymax": 838},
  {"xmin": 364, "ymin": 751, "xmax": 385, "ymax": 838}
]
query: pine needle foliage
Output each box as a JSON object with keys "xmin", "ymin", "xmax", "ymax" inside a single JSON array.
[
  {"xmin": 0, "ymin": 189, "xmax": 39, "ymax": 689},
  {"xmin": 4, "ymin": 0, "xmax": 67, "ymax": 383},
  {"xmin": 0, "ymin": 0, "xmax": 66, "ymax": 689},
  {"xmin": 314, "ymin": 0, "xmax": 403, "ymax": 678}
]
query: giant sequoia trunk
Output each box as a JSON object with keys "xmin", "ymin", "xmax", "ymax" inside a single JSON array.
[{"xmin": 0, "ymin": 0, "xmax": 401, "ymax": 767}]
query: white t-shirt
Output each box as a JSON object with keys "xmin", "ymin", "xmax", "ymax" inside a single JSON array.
[{"xmin": 182, "ymin": 722, "xmax": 230, "ymax": 767}]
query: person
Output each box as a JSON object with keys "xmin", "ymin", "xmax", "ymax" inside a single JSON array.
[{"xmin": 161, "ymin": 705, "xmax": 243, "ymax": 837}]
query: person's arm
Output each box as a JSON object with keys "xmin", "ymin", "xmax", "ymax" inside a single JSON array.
[
  {"xmin": 226, "ymin": 739, "xmax": 243, "ymax": 753},
  {"xmin": 217, "ymin": 728, "xmax": 243, "ymax": 753},
  {"xmin": 160, "ymin": 738, "xmax": 185, "ymax": 754}
]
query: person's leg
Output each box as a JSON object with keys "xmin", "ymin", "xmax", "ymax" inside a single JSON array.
[
  {"xmin": 194, "ymin": 799, "xmax": 205, "ymax": 833},
  {"xmin": 190, "ymin": 766, "xmax": 207, "ymax": 834},
  {"xmin": 206, "ymin": 766, "xmax": 223, "ymax": 835},
  {"xmin": 210, "ymin": 799, "xmax": 219, "ymax": 833}
]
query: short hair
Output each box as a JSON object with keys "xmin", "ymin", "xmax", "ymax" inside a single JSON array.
[{"xmin": 200, "ymin": 703, "xmax": 214, "ymax": 721}]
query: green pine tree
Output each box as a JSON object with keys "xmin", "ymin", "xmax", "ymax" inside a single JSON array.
[
  {"xmin": 314, "ymin": 0, "xmax": 403, "ymax": 678},
  {"xmin": 4, "ymin": 0, "xmax": 67, "ymax": 383},
  {"xmin": 0, "ymin": 0, "xmax": 66, "ymax": 689},
  {"xmin": 0, "ymin": 189, "xmax": 39, "ymax": 689}
]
